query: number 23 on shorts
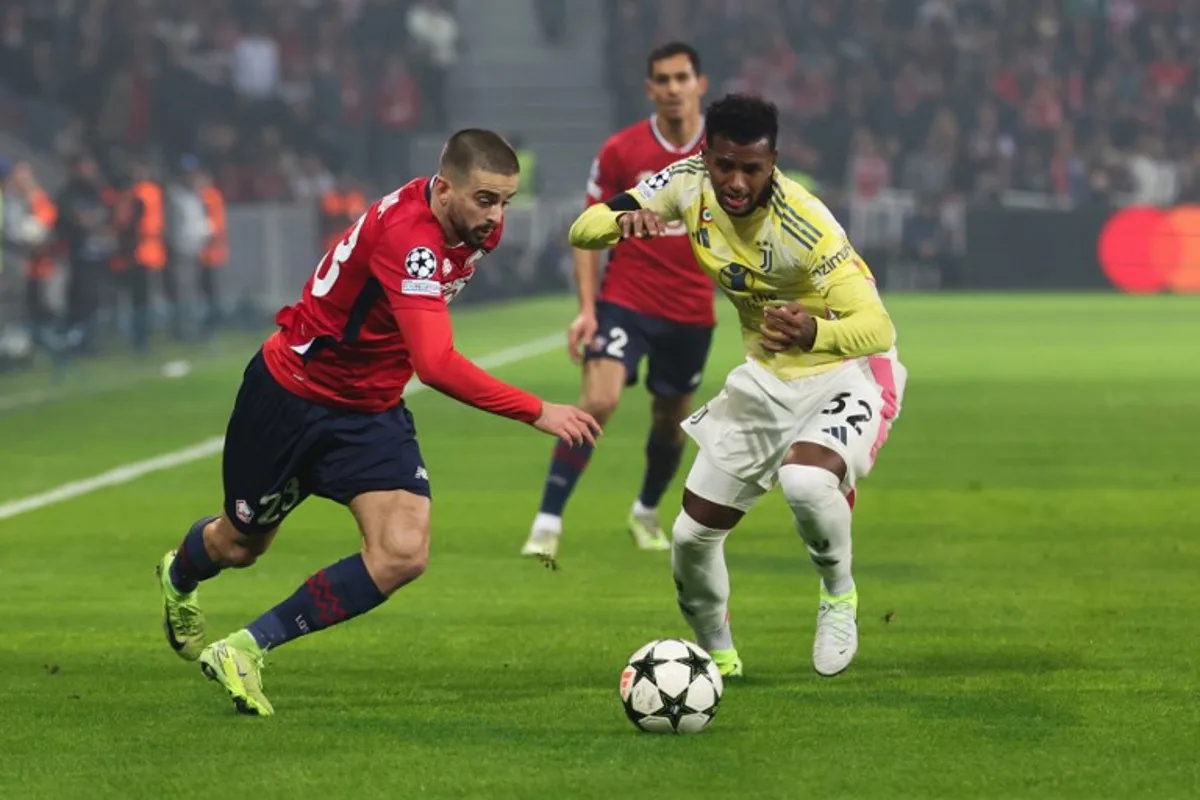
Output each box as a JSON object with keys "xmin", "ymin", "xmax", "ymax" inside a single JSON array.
[{"xmin": 255, "ymin": 477, "xmax": 302, "ymax": 527}]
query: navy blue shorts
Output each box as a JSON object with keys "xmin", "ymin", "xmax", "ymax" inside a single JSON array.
[
  {"xmin": 584, "ymin": 301, "xmax": 714, "ymax": 397},
  {"xmin": 221, "ymin": 352, "xmax": 430, "ymax": 535}
]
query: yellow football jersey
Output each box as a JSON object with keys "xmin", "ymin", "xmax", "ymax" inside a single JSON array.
[{"xmin": 568, "ymin": 154, "xmax": 896, "ymax": 380}]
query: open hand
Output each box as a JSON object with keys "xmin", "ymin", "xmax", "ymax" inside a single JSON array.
[{"xmin": 534, "ymin": 403, "xmax": 603, "ymax": 447}]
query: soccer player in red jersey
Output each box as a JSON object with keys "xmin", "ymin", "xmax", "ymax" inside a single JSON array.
[
  {"xmin": 523, "ymin": 42, "xmax": 715, "ymax": 559},
  {"xmin": 154, "ymin": 130, "xmax": 600, "ymax": 716}
]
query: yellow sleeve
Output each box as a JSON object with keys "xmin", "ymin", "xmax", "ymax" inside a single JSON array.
[
  {"xmin": 566, "ymin": 158, "xmax": 694, "ymax": 249},
  {"xmin": 567, "ymin": 204, "xmax": 624, "ymax": 249},
  {"xmin": 807, "ymin": 238, "xmax": 895, "ymax": 358},
  {"xmin": 627, "ymin": 163, "xmax": 688, "ymax": 221}
]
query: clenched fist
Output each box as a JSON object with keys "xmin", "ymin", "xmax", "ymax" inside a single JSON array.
[{"xmin": 760, "ymin": 303, "xmax": 818, "ymax": 352}]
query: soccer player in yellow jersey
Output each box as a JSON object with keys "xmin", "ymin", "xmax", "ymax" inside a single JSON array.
[{"xmin": 568, "ymin": 94, "xmax": 908, "ymax": 678}]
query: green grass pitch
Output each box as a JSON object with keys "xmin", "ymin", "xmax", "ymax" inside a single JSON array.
[{"xmin": 0, "ymin": 293, "xmax": 1197, "ymax": 799}]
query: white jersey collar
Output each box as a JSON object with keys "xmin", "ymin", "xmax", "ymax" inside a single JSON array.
[{"xmin": 650, "ymin": 114, "xmax": 705, "ymax": 154}]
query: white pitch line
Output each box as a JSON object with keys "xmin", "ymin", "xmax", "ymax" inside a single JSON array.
[{"xmin": 0, "ymin": 332, "xmax": 564, "ymax": 521}]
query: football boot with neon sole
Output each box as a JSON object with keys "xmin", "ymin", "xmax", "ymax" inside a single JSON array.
[
  {"xmin": 813, "ymin": 584, "xmax": 858, "ymax": 677},
  {"xmin": 710, "ymin": 647, "xmax": 743, "ymax": 678},
  {"xmin": 521, "ymin": 525, "xmax": 561, "ymax": 559},
  {"xmin": 155, "ymin": 550, "xmax": 206, "ymax": 661},
  {"xmin": 627, "ymin": 509, "xmax": 670, "ymax": 551},
  {"xmin": 198, "ymin": 631, "xmax": 274, "ymax": 716}
]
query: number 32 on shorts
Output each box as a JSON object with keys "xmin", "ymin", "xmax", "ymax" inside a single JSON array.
[{"xmin": 820, "ymin": 391, "xmax": 874, "ymax": 436}]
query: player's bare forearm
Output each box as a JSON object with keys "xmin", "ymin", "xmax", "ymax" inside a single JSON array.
[
  {"xmin": 568, "ymin": 204, "xmax": 624, "ymax": 249},
  {"xmin": 572, "ymin": 248, "xmax": 601, "ymax": 310}
]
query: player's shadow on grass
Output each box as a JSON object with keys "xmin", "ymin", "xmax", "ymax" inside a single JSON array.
[
  {"xmin": 727, "ymin": 552, "xmax": 928, "ymax": 583},
  {"xmin": 892, "ymin": 646, "xmax": 1086, "ymax": 678},
  {"xmin": 855, "ymin": 687, "xmax": 1081, "ymax": 743}
]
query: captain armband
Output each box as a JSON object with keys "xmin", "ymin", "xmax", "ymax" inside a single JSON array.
[{"xmin": 604, "ymin": 192, "xmax": 642, "ymax": 213}]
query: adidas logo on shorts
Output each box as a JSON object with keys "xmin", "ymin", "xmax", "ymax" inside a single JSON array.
[{"xmin": 821, "ymin": 426, "xmax": 849, "ymax": 445}]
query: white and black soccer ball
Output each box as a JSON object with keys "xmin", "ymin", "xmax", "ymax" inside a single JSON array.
[
  {"xmin": 404, "ymin": 246, "xmax": 438, "ymax": 279},
  {"xmin": 620, "ymin": 638, "xmax": 723, "ymax": 734}
]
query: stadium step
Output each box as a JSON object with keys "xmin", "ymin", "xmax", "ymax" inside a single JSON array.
[{"xmin": 448, "ymin": 0, "xmax": 612, "ymax": 198}]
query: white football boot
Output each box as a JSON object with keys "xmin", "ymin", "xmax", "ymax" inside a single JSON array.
[
  {"xmin": 626, "ymin": 505, "xmax": 670, "ymax": 551},
  {"xmin": 521, "ymin": 513, "xmax": 562, "ymax": 559},
  {"xmin": 813, "ymin": 584, "xmax": 859, "ymax": 677}
]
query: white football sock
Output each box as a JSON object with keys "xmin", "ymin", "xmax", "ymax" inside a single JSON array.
[
  {"xmin": 779, "ymin": 464, "xmax": 855, "ymax": 596},
  {"xmin": 631, "ymin": 499, "xmax": 656, "ymax": 517},
  {"xmin": 671, "ymin": 510, "xmax": 733, "ymax": 652},
  {"xmin": 532, "ymin": 512, "xmax": 562, "ymax": 534}
]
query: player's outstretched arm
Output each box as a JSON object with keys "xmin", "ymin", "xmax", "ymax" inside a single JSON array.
[
  {"xmin": 568, "ymin": 203, "xmax": 667, "ymax": 250},
  {"xmin": 398, "ymin": 304, "xmax": 600, "ymax": 446},
  {"xmin": 568, "ymin": 196, "xmax": 663, "ymax": 250},
  {"xmin": 569, "ymin": 161, "xmax": 688, "ymax": 249},
  {"xmin": 372, "ymin": 227, "xmax": 597, "ymax": 445},
  {"xmin": 567, "ymin": 197, "xmax": 623, "ymax": 249}
]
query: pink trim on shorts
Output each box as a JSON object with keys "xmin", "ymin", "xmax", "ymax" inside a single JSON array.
[{"xmin": 867, "ymin": 356, "xmax": 899, "ymax": 464}]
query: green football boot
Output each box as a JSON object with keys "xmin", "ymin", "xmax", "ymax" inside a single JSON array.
[
  {"xmin": 156, "ymin": 550, "xmax": 206, "ymax": 661},
  {"xmin": 198, "ymin": 630, "xmax": 274, "ymax": 717}
]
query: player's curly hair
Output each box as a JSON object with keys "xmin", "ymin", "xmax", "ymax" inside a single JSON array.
[{"xmin": 704, "ymin": 94, "xmax": 778, "ymax": 151}]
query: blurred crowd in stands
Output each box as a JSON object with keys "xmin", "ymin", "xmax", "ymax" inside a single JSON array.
[
  {"xmin": 609, "ymin": 0, "xmax": 1200, "ymax": 209},
  {"xmin": 5, "ymin": 0, "xmax": 1200, "ymax": 365},
  {"xmin": 0, "ymin": 0, "xmax": 459, "ymax": 365},
  {"xmin": 0, "ymin": 0, "xmax": 459, "ymax": 201},
  {"xmin": 607, "ymin": 0, "xmax": 1200, "ymax": 285},
  {"xmin": 7, "ymin": 0, "xmax": 1200, "ymax": 212}
]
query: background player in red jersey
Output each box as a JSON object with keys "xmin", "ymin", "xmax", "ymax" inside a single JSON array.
[
  {"xmin": 153, "ymin": 129, "xmax": 600, "ymax": 717},
  {"xmin": 522, "ymin": 42, "xmax": 714, "ymax": 560}
]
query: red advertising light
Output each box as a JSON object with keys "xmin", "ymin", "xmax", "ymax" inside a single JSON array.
[{"xmin": 1098, "ymin": 205, "xmax": 1200, "ymax": 293}]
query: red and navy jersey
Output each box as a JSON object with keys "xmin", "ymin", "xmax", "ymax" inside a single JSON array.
[
  {"xmin": 262, "ymin": 177, "xmax": 541, "ymax": 421},
  {"xmin": 587, "ymin": 116, "xmax": 715, "ymax": 327}
]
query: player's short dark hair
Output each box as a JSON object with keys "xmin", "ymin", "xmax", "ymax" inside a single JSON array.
[
  {"xmin": 647, "ymin": 41, "xmax": 702, "ymax": 77},
  {"xmin": 439, "ymin": 129, "xmax": 520, "ymax": 180},
  {"xmin": 704, "ymin": 94, "xmax": 778, "ymax": 151}
]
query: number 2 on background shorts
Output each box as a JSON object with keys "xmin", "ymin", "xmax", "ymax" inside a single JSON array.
[
  {"xmin": 220, "ymin": 352, "xmax": 431, "ymax": 535},
  {"xmin": 584, "ymin": 301, "xmax": 714, "ymax": 397}
]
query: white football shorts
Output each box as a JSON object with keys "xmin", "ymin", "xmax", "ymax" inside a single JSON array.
[{"xmin": 681, "ymin": 353, "xmax": 907, "ymax": 510}]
